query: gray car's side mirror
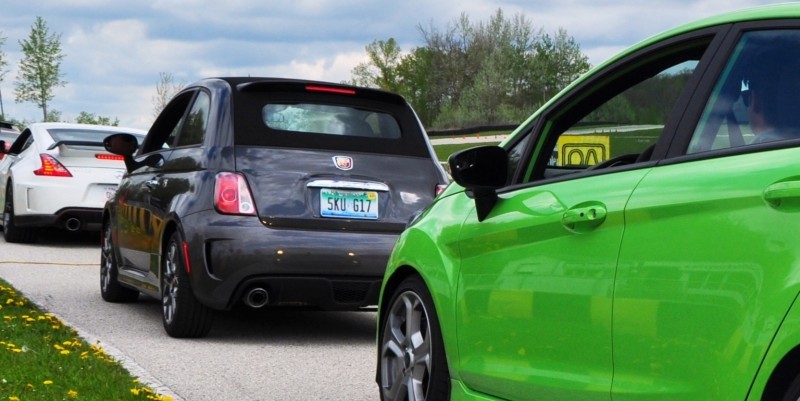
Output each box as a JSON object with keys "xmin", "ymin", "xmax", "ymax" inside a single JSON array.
[
  {"xmin": 448, "ymin": 146, "xmax": 508, "ymax": 222},
  {"xmin": 104, "ymin": 133, "xmax": 162, "ymax": 172},
  {"xmin": 103, "ymin": 133, "xmax": 138, "ymax": 156}
]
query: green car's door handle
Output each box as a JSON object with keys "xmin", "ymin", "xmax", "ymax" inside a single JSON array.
[
  {"xmin": 764, "ymin": 181, "xmax": 800, "ymax": 210},
  {"xmin": 562, "ymin": 204, "xmax": 607, "ymax": 233}
]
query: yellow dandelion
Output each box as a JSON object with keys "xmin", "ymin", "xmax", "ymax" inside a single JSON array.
[
  {"xmin": 25, "ymin": 384, "xmax": 33, "ymax": 389},
  {"xmin": 80, "ymin": 351, "xmax": 89, "ymax": 359},
  {"xmin": 9, "ymin": 396, "xmax": 20, "ymax": 401},
  {"xmin": 5, "ymin": 298, "xmax": 13, "ymax": 304},
  {"xmin": 60, "ymin": 350, "xmax": 70, "ymax": 356},
  {"xmin": 67, "ymin": 390, "xmax": 78, "ymax": 398},
  {"xmin": 12, "ymin": 348, "xmax": 21, "ymax": 353},
  {"xmin": 130, "ymin": 388, "xmax": 140, "ymax": 396},
  {"xmin": 62, "ymin": 340, "xmax": 72, "ymax": 346},
  {"xmin": 43, "ymin": 380, "xmax": 53, "ymax": 385},
  {"xmin": 53, "ymin": 344, "xmax": 64, "ymax": 350}
]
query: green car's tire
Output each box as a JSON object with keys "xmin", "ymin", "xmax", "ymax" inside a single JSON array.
[{"xmin": 379, "ymin": 275, "xmax": 450, "ymax": 401}]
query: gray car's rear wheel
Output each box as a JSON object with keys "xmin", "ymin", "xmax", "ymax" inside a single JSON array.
[
  {"xmin": 100, "ymin": 220, "xmax": 139, "ymax": 302},
  {"xmin": 161, "ymin": 231, "xmax": 213, "ymax": 338},
  {"xmin": 2, "ymin": 184, "xmax": 36, "ymax": 244},
  {"xmin": 379, "ymin": 275, "xmax": 450, "ymax": 401}
]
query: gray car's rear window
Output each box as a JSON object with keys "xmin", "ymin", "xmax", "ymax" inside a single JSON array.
[
  {"xmin": 263, "ymin": 103, "xmax": 401, "ymax": 139},
  {"xmin": 232, "ymin": 82, "xmax": 430, "ymax": 157}
]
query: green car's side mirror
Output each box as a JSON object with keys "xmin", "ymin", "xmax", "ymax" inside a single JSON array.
[{"xmin": 448, "ymin": 145, "xmax": 508, "ymax": 222}]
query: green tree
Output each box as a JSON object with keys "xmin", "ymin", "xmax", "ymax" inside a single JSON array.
[
  {"xmin": 350, "ymin": 38, "xmax": 403, "ymax": 92},
  {"xmin": 532, "ymin": 28, "xmax": 591, "ymax": 105},
  {"xmin": 351, "ymin": 9, "xmax": 591, "ymax": 129},
  {"xmin": 75, "ymin": 111, "xmax": 120, "ymax": 126},
  {"xmin": 14, "ymin": 17, "xmax": 67, "ymax": 122},
  {"xmin": 45, "ymin": 109, "xmax": 62, "ymax": 122}
]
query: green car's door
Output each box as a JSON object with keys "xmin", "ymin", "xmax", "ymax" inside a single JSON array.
[
  {"xmin": 453, "ymin": 32, "xmax": 718, "ymax": 400},
  {"xmin": 614, "ymin": 150, "xmax": 800, "ymax": 401},
  {"xmin": 455, "ymin": 169, "xmax": 648, "ymax": 401},
  {"xmin": 612, "ymin": 28, "xmax": 800, "ymax": 401}
]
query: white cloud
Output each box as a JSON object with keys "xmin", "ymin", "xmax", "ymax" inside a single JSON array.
[{"xmin": 0, "ymin": 0, "xmax": 787, "ymax": 129}]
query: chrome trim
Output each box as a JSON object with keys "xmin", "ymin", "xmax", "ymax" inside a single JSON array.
[{"xmin": 306, "ymin": 179, "xmax": 389, "ymax": 192}]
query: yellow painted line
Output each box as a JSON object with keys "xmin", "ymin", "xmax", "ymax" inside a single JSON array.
[{"xmin": 0, "ymin": 261, "xmax": 98, "ymax": 266}]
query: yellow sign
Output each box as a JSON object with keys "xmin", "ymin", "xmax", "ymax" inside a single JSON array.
[{"xmin": 557, "ymin": 135, "xmax": 610, "ymax": 166}]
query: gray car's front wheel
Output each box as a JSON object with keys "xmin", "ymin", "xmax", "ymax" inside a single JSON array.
[
  {"xmin": 379, "ymin": 275, "xmax": 450, "ymax": 401},
  {"xmin": 161, "ymin": 231, "xmax": 214, "ymax": 338}
]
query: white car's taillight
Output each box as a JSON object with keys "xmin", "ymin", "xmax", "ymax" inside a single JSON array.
[
  {"xmin": 435, "ymin": 184, "xmax": 448, "ymax": 197},
  {"xmin": 214, "ymin": 172, "xmax": 256, "ymax": 215},
  {"xmin": 34, "ymin": 154, "xmax": 72, "ymax": 177}
]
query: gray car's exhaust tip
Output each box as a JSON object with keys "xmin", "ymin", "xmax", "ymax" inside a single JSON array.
[{"xmin": 243, "ymin": 287, "xmax": 269, "ymax": 308}]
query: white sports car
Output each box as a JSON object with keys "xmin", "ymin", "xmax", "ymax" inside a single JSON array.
[{"xmin": 0, "ymin": 122, "xmax": 146, "ymax": 243}]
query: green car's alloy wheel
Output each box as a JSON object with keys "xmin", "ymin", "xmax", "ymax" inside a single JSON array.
[
  {"xmin": 99, "ymin": 221, "xmax": 139, "ymax": 302},
  {"xmin": 161, "ymin": 231, "xmax": 213, "ymax": 338},
  {"xmin": 379, "ymin": 276, "xmax": 449, "ymax": 401},
  {"xmin": 3, "ymin": 184, "xmax": 36, "ymax": 244}
]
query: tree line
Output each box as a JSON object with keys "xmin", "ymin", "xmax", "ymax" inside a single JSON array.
[
  {"xmin": 348, "ymin": 9, "xmax": 592, "ymax": 130},
  {"xmin": 0, "ymin": 11, "xmax": 604, "ymax": 132}
]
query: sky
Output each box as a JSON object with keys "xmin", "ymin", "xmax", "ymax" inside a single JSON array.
[{"xmin": 0, "ymin": 0, "xmax": 789, "ymax": 130}]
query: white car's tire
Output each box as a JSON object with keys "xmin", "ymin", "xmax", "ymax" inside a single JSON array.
[{"xmin": 3, "ymin": 184, "xmax": 36, "ymax": 244}]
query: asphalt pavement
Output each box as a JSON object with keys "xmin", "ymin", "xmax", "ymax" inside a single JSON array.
[{"xmin": 0, "ymin": 231, "xmax": 379, "ymax": 401}]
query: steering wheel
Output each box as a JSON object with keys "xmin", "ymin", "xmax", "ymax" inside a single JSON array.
[{"xmin": 586, "ymin": 153, "xmax": 639, "ymax": 171}]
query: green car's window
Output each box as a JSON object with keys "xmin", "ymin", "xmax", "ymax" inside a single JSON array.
[
  {"xmin": 688, "ymin": 30, "xmax": 800, "ymax": 153},
  {"xmin": 549, "ymin": 60, "xmax": 698, "ymax": 171},
  {"xmin": 515, "ymin": 34, "xmax": 711, "ymax": 184}
]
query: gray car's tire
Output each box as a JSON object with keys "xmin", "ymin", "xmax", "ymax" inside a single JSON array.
[
  {"xmin": 379, "ymin": 275, "xmax": 450, "ymax": 401},
  {"xmin": 3, "ymin": 184, "xmax": 36, "ymax": 244},
  {"xmin": 100, "ymin": 220, "xmax": 139, "ymax": 302},
  {"xmin": 161, "ymin": 230, "xmax": 214, "ymax": 338}
]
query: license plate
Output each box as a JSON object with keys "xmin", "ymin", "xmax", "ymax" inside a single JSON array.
[
  {"xmin": 103, "ymin": 186, "xmax": 117, "ymax": 201},
  {"xmin": 320, "ymin": 188, "xmax": 379, "ymax": 219}
]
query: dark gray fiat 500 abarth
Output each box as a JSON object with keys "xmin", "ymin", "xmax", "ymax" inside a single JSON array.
[{"xmin": 100, "ymin": 77, "xmax": 449, "ymax": 337}]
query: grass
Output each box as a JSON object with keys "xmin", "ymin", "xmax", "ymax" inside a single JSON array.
[
  {"xmin": 430, "ymin": 129, "xmax": 508, "ymax": 161},
  {"xmin": 433, "ymin": 142, "xmax": 498, "ymax": 161},
  {"xmin": 0, "ymin": 279, "xmax": 172, "ymax": 401}
]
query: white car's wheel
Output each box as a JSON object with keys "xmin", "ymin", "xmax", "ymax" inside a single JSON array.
[{"xmin": 3, "ymin": 184, "xmax": 36, "ymax": 243}]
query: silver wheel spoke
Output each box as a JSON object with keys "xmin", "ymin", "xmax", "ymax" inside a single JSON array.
[
  {"xmin": 162, "ymin": 243, "xmax": 178, "ymax": 323},
  {"xmin": 381, "ymin": 289, "xmax": 433, "ymax": 401}
]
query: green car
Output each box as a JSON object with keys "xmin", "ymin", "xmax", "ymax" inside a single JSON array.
[{"xmin": 377, "ymin": 4, "xmax": 800, "ymax": 401}]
